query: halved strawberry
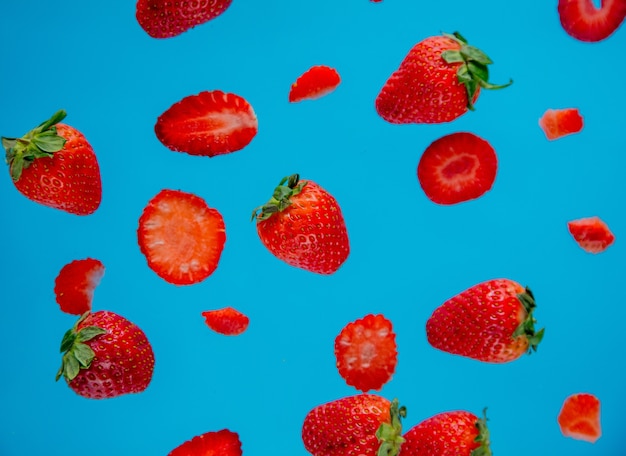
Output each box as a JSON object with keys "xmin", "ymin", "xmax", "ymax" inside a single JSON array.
[
  {"xmin": 539, "ymin": 108, "xmax": 584, "ymax": 140},
  {"xmin": 567, "ymin": 216, "xmax": 615, "ymax": 253},
  {"xmin": 137, "ymin": 189, "xmax": 226, "ymax": 285},
  {"xmin": 54, "ymin": 258, "xmax": 105, "ymax": 315},
  {"xmin": 334, "ymin": 314, "xmax": 397, "ymax": 392},
  {"xmin": 558, "ymin": 0, "xmax": 626, "ymax": 42},
  {"xmin": 417, "ymin": 132, "xmax": 497, "ymax": 205},
  {"xmin": 288, "ymin": 65, "xmax": 341, "ymax": 103},
  {"xmin": 155, "ymin": 90, "xmax": 258, "ymax": 157},
  {"xmin": 558, "ymin": 393, "xmax": 601, "ymax": 443},
  {"xmin": 202, "ymin": 307, "xmax": 249, "ymax": 336},
  {"xmin": 168, "ymin": 429, "xmax": 242, "ymax": 456}
]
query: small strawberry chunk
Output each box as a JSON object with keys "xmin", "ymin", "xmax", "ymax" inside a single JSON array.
[
  {"xmin": 558, "ymin": 393, "xmax": 601, "ymax": 443},
  {"xmin": 558, "ymin": 0, "xmax": 626, "ymax": 42},
  {"xmin": 539, "ymin": 108, "xmax": 584, "ymax": 140},
  {"xmin": 202, "ymin": 307, "xmax": 249, "ymax": 336},
  {"xmin": 168, "ymin": 429, "xmax": 242, "ymax": 456},
  {"xmin": 567, "ymin": 216, "xmax": 615, "ymax": 253},
  {"xmin": 288, "ymin": 65, "xmax": 341, "ymax": 103},
  {"xmin": 54, "ymin": 258, "xmax": 105, "ymax": 315}
]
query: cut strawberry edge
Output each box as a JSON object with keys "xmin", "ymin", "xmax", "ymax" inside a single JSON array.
[
  {"xmin": 288, "ymin": 65, "xmax": 341, "ymax": 103},
  {"xmin": 567, "ymin": 216, "xmax": 615, "ymax": 253},
  {"xmin": 539, "ymin": 108, "xmax": 584, "ymax": 140},
  {"xmin": 558, "ymin": 0, "xmax": 626, "ymax": 42},
  {"xmin": 168, "ymin": 429, "xmax": 242, "ymax": 456},
  {"xmin": 54, "ymin": 258, "xmax": 105, "ymax": 315},
  {"xmin": 202, "ymin": 307, "xmax": 250, "ymax": 336},
  {"xmin": 558, "ymin": 393, "xmax": 602, "ymax": 443}
]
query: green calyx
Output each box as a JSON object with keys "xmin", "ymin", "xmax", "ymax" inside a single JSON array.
[
  {"xmin": 471, "ymin": 408, "xmax": 492, "ymax": 456},
  {"xmin": 2, "ymin": 109, "xmax": 68, "ymax": 182},
  {"xmin": 251, "ymin": 174, "xmax": 307, "ymax": 222},
  {"xmin": 55, "ymin": 312, "xmax": 107, "ymax": 382},
  {"xmin": 512, "ymin": 286, "xmax": 545, "ymax": 353},
  {"xmin": 375, "ymin": 399, "xmax": 406, "ymax": 456},
  {"xmin": 440, "ymin": 32, "xmax": 513, "ymax": 111}
]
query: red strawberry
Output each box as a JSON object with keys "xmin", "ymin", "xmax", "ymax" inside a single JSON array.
[
  {"xmin": 137, "ymin": 189, "xmax": 226, "ymax": 285},
  {"xmin": 334, "ymin": 314, "xmax": 397, "ymax": 392},
  {"xmin": 56, "ymin": 310, "xmax": 155, "ymax": 399},
  {"xmin": 401, "ymin": 410, "xmax": 492, "ymax": 456},
  {"xmin": 54, "ymin": 258, "xmax": 105, "ymax": 315},
  {"xmin": 557, "ymin": 393, "xmax": 602, "ymax": 443},
  {"xmin": 136, "ymin": 0, "xmax": 232, "ymax": 39},
  {"xmin": 168, "ymin": 429, "xmax": 242, "ymax": 456},
  {"xmin": 155, "ymin": 90, "xmax": 258, "ymax": 157},
  {"xmin": 417, "ymin": 132, "xmax": 497, "ymax": 205},
  {"xmin": 558, "ymin": 0, "xmax": 626, "ymax": 42},
  {"xmin": 2, "ymin": 110, "xmax": 102, "ymax": 215},
  {"xmin": 539, "ymin": 108, "xmax": 584, "ymax": 140},
  {"xmin": 252, "ymin": 174, "xmax": 350, "ymax": 275},
  {"xmin": 426, "ymin": 279, "xmax": 544, "ymax": 363},
  {"xmin": 202, "ymin": 307, "xmax": 249, "ymax": 336},
  {"xmin": 375, "ymin": 32, "xmax": 511, "ymax": 124},
  {"xmin": 567, "ymin": 216, "xmax": 615, "ymax": 253},
  {"xmin": 289, "ymin": 65, "xmax": 341, "ymax": 103}
]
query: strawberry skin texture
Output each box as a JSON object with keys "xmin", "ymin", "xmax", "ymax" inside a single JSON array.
[
  {"xmin": 426, "ymin": 279, "xmax": 544, "ymax": 363},
  {"xmin": 539, "ymin": 108, "xmax": 584, "ymax": 140},
  {"xmin": 54, "ymin": 258, "xmax": 105, "ymax": 315},
  {"xmin": 289, "ymin": 65, "xmax": 341, "ymax": 103},
  {"xmin": 202, "ymin": 307, "xmax": 249, "ymax": 335},
  {"xmin": 168, "ymin": 429, "xmax": 242, "ymax": 456},
  {"xmin": 567, "ymin": 216, "xmax": 614, "ymax": 253},
  {"xmin": 558, "ymin": 0, "xmax": 626, "ymax": 42},
  {"xmin": 558, "ymin": 393, "xmax": 602, "ymax": 443}
]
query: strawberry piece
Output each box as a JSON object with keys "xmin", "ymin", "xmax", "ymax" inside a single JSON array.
[
  {"xmin": 288, "ymin": 65, "xmax": 341, "ymax": 103},
  {"xmin": 136, "ymin": 0, "xmax": 233, "ymax": 39},
  {"xmin": 558, "ymin": 393, "xmax": 602, "ymax": 443},
  {"xmin": 137, "ymin": 189, "xmax": 226, "ymax": 285},
  {"xmin": 558, "ymin": 0, "xmax": 626, "ymax": 42},
  {"xmin": 567, "ymin": 216, "xmax": 615, "ymax": 253},
  {"xmin": 334, "ymin": 314, "xmax": 397, "ymax": 392},
  {"xmin": 202, "ymin": 307, "xmax": 249, "ymax": 336},
  {"xmin": 54, "ymin": 258, "xmax": 105, "ymax": 315},
  {"xmin": 539, "ymin": 108, "xmax": 584, "ymax": 140},
  {"xmin": 168, "ymin": 429, "xmax": 242, "ymax": 456},
  {"xmin": 155, "ymin": 90, "xmax": 258, "ymax": 157},
  {"xmin": 417, "ymin": 132, "xmax": 497, "ymax": 205}
]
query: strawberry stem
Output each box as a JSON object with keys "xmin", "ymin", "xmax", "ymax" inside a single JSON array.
[
  {"xmin": 375, "ymin": 399, "xmax": 406, "ymax": 456},
  {"xmin": 512, "ymin": 286, "xmax": 545, "ymax": 353},
  {"xmin": 251, "ymin": 173, "xmax": 307, "ymax": 221},
  {"xmin": 471, "ymin": 408, "xmax": 492, "ymax": 456}
]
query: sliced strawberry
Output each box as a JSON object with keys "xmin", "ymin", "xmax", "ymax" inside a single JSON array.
[
  {"xmin": 137, "ymin": 189, "xmax": 226, "ymax": 285},
  {"xmin": 155, "ymin": 90, "xmax": 258, "ymax": 157},
  {"xmin": 417, "ymin": 132, "xmax": 497, "ymax": 205},
  {"xmin": 558, "ymin": 0, "xmax": 626, "ymax": 42},
  {"xmin": 54, "ymin": 258, "xmax": 105, "ymax": 315},
  {"xmin": 567, "ymin": 216, "xmax": 615, "ymax": 253},
  {"xmin": 202, "ymin": 307, "xmax": 249, "ymax": 336},
  {"xmin": 539, "ymin": 108, "xmax": 584, "ymax": 140},
  {"xmin": 334, "ymin": 314, "xmax": 397, "ymax": 392},
  {"xmin": 288, "ymin": 65, "xmax": 341, "ymax": 103},
  {"xmin": 168, "ymin": 429, "xmax": 242, "ymax": 456},
  {"xmin": 558, "ymin": 393, "xmax": 602, "ymax": 443}
]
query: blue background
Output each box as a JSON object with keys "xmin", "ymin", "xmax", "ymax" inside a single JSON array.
[{"xmin": 1, "ymin": 1, "xmax": 624, "ymax": 454}]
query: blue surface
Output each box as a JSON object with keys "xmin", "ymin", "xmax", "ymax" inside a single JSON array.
[{"xmin": 1, "ymin": 1, "xmax": 624, "ymax": 455}]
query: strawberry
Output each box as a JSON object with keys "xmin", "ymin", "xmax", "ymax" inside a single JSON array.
[
  {"xmin": 289, "ymin": 65, "xmax": 341, "ymax": 103},
  {"xmin": 168, "ymin": 429, "xmax": 242, "ymax": 456},
  {"xmin": 136, "ymin": 0, "xmax": 232, "ymax": 39},
  {"xmin": 567, "ymin": 216, "xmax": 615, "ymax": 253},
  {"xmin": 54, "ymin": 258, "xmax": 105, "ymax": 315},
  {"xmin": 558, "ymin": 0, "xmax": 626, "ymax": 42},
  {"xmin": 334, "ymin": 314, "xmax": 397, "ymax": 392},
  {"xmin": 539, "ymin": 108, "xmax": 584, "ymax": 140},
  {"xmin": 2, "ymin": 110, "xmax": 102, "ymax": 215},
  {"xmin": 426, "ymin": 279, "xmax": 545, "ymax": 363},
  {"xmin": 252, "ymin": 174, "xmax": 349, "ymax": 275},
  {"xmin": 56, "ymin": 310, "xmax": 155, "ymax": 399},
  {"xmin": 375, "ymin": 32, "xmax": 511, "ymax": 124},
  {"xmin": 417, "ymin": 132, "xmax": 497, "ymax": 205},
  {"xmin": 202, "ymin": 307, "xmax": 249, "ymax": 336},
  {"xmin": 155, "ymin": 90, "xmax": 258, "ymax": 157},
  {"xmin": 401, "ymin": 410, "xmax": 492, "ymax": 456},
  {"xmin": 137, "ymin": 189, "xmax": 226, "ymax": 285},
  {"xmin": 557, "ymin": 393, "xmax": 602, "ymax": 443}
]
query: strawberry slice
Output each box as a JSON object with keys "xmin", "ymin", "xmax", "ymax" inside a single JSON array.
[
  {"xmin": 155, "ymin": 90, "xmax": 258, "ymax": 157},
  {"xmin": 558, "ymin": 393, "xmax": 602, "ymax": 443},
  {"xmin": 334, "ymin": 314, "xmax": 397, "ymax": 392},
  {"xmin": 539, "ymin": 108, "xmax": 584, "ymax": 140},
  {"xmin": 288, "ymin": 65, "xmax": 341, "ymax": 103},
  {"xmin": 417, "ymin": 132, "xmax": 497, "ymax": 205},
  {"xmin": 202, "ymin": 307, "xmax": 249, "ymax": 336},
  {"xmin": 558, "ymin": 0, "xmax": 626, "ymax": 42},
  {"xmin": 567, "ymin": 216, "xmax": 615, "ymax": 253},
  {"xmin": 54, "ymin": 258, "xmax": 105, "ymax": 315},
  {"xmin": 168, "ymin": 429, "xmax": 242, "ymax": 456},
  {"xmin": 137, "ymin": 189, "xmax": 226, "ymax": 285}
]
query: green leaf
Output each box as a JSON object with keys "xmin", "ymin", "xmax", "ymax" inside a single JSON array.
[
  {"xmin": 2, "ymin": 137, "xmax": 17, "ymax": 154},
  {"xmin": 77, "ymin": 326, "xmax": 107, "ymax": 342},
  {"xmin": 456, "ymin": 65, "xmax": 472, "ymax": 83},
  {"xmin": 31, "ymin": 132, "xmax": 66, "ymax": 153},
  {"xmin": 59, "ymin": 328, "xmax": 76, "ymax": 353},
  {"xmin": 63, "ymin": 352, "xmax": 80, "ymax": 381},
  {"xmin": 468, "ymin": 61, "xmax": 489, "ymax": 83},
  {"xmin": 73, "ymin": 343, "xmax": 96, "ymax": 368},
  {"xmin": 461, "ymin": 45, "xmax": 492, "ymax": 65},
  {"xmin": 441, "ymin": 50, "xmax": 464, "ymax": 64}
]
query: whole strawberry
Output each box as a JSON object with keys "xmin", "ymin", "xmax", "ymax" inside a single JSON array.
[
  {"xmin": 426, "ymin": 279, "xmax": 544, "ymax": 363},
  {"xmin": 56, "ymin": 310, "xmax": 155, "ymax": 399},
  {"xmin": 375, "ymin": 32, "xmax": 511, "ymax": 124},
  {"xmin": 252, "ymin": 174, "xmax": 350, "ymax": 274},
  {"xmin": 2, "ymin": 110, "xmax": 102, "ymax": 215}
]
